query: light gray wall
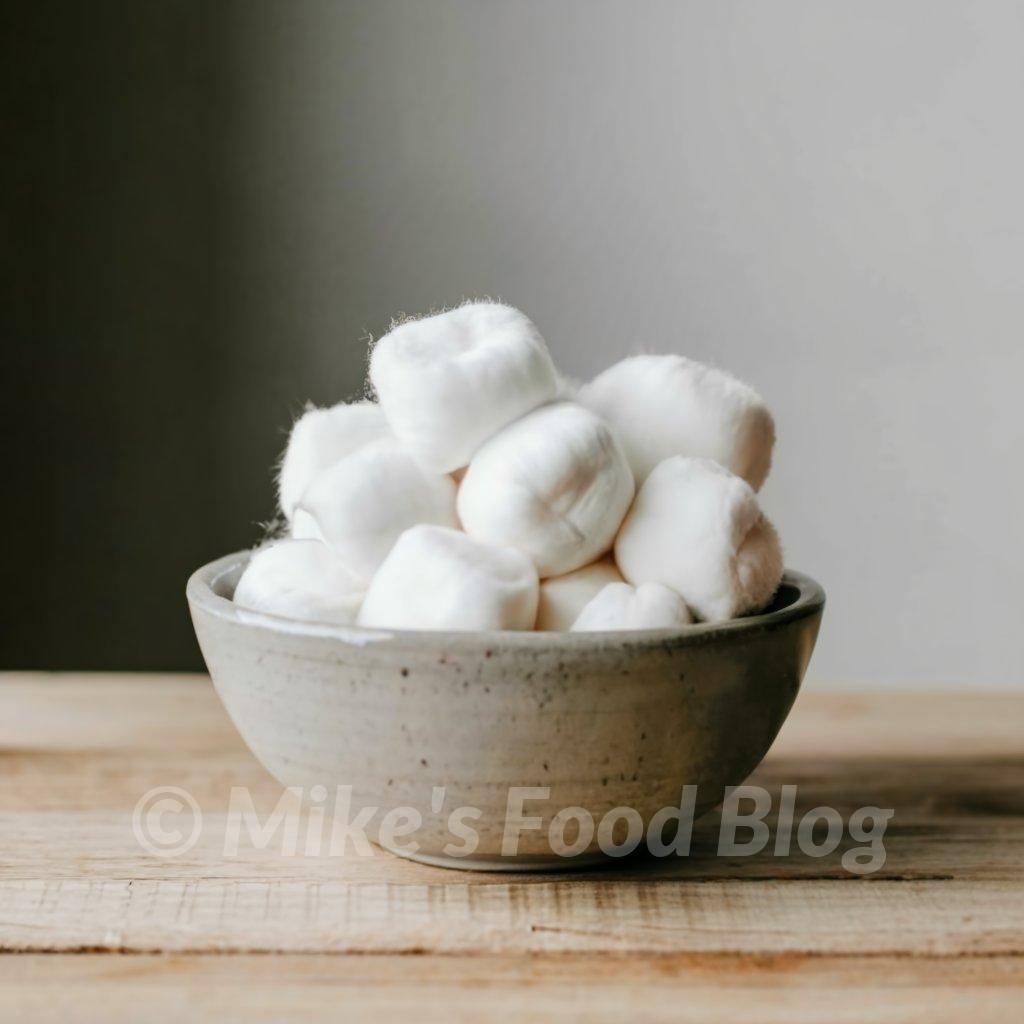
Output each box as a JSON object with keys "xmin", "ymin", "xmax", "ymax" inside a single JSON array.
[
  {"xmin": 8, "ymin": 2, "xmax": 1021, "ymax": 684},
  {"xmin": 231, "ymin": 0, "xmax": 1022, "ymax": 689}
]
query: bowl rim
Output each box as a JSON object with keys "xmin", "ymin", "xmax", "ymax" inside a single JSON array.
[{"xmin": 187, "ymin": 550, "xmax": 825, "ymax": 651}]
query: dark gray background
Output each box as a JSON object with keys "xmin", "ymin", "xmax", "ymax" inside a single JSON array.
[{"xmin": 4, "ymin": 1, "xmax": 1022, "ymax": 686}]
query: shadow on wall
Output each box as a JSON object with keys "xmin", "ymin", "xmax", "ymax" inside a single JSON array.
[{"xmin": 2, "ymin": 3, "xmax": 369, "ymax": 670}]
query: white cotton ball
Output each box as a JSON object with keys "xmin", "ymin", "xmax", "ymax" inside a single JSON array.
[
  {"xmin": 457, "ymin": 402, "xmax": 635, "ymax": 578},
  {"xmin": 290, "ymin": 507, "xmax": 324, "ymax": 541},
  {"xmin": 578, "ymin": 354, "xmax": 775, "ymax": 490},
  {"xmin": 278, "ymin": 401, "xmax": 390, "ymax": 522},
  {"xmin": 369, "ymin": 302, "xmax": 558, "ymax": 473},
  {"xmin": 553, "ymin": 370, "xmax": 581, "ymax": 401},
  {"xmin": 535, "ymin": 556, "xmax": 624, "ymax": 631},
  {"xmin": 631, "ymin": 582, "xmax": 694, "ymax": 628},
  {"xmin": 615, "ymin": 456, "xmax": 783, "ymax": 623},
  {"xmin": 233, "ymin": 539, "xmax": 364, "ymax": 625},
  {"xmin": 571, "ymin": 581, "xmax": 693, "ymax": 632},
  {"xmin": 357, "ymin": 525, "xmax": 539, "ymax": 631},
  {"xmin": 296, "ymin": 438, "xmax": 458, "ymax": 583}
]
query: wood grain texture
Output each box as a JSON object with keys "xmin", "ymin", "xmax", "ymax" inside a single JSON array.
[
  {"xmin": 0, "ymin": 673, "xmax": 1021, "ymax": 1019},
  {"xmin": 0, "ymin": 877, "xmax": 1020, "ymax": 955},
  {"xmin": 1, "ymin": 954, "xmax": 1022, "ymax": 1024}
]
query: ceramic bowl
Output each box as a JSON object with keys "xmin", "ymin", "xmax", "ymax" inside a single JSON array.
[{"xmin": 187, "ymin": 551, "xmax": 824, "ymax": 870}]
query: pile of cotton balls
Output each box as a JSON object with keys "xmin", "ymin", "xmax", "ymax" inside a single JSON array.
[{"xmin": 234, "ymin": 302, "xmax": 783, "ymax": 633}]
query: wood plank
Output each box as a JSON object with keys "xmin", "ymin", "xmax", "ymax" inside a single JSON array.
[
  {"xmin": 2, "ymin": 676, "xmax": 1021, "ymax": 843},
  {"xmin": 0, "ymin": 878, "xmax": 1020, "ymax": 955},
  {"xmin": 0, "ymin": 674, "xmax": 233, "ymax": 753},
  {"xmin": 767, "ymin": 688, "xmax": 1024, "ymax": 761},
  {"xmin": 0, "ymin": 675, "xmax": 1020, "ymax": 961},
  {"xmin": 3, "ymin": 745, "xmax": 1021, "ymax": 818},
  {"xmin": 0, "ymin": 811, "xmax": 1020, "ymax": 882},
  {"xmin": 3, "ymin": 674, "xmax": 1023, "ymax": 761},
  {"xmin": 1, "ymin": 677, "xmax": 1021, "ymax": 885},
  {"xmin": 1, "ymin": 953, "xmax": 1023, "ymax": 1024}
]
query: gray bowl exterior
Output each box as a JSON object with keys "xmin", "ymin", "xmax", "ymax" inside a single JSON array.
[{"xmin": 187, "ymin": 552, "xmax": 824, "ymax": 870}]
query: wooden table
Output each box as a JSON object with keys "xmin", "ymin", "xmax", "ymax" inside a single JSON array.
[{"xmin": 0, "ymin": 673, "xmax": 1021, "ymax": 1021}]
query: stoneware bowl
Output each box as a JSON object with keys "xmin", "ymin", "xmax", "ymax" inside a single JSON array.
[{"xmin": 187, "ymin": 551, "xmax": 824, "ymax": 870}]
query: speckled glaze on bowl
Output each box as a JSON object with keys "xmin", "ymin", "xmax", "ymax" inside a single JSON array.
[{"xmin": 187, "ymin": 552, "xmax": 824, "ymax": 870}]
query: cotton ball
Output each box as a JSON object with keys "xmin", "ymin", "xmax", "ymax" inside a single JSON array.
[
  {"xmin": 734, "ymin": 515, "xmax": 785, "ymax": 617},
  {"xmin": 571, "ymin": 581, "xmax": 693, "ymax": 632},
  {"xmin": 233, "ymin": 540, "xmax": 364, "ymax": 625},
  {"xmin": 290, "ymin": 508, "xmax": 324, "ymax": 541},
  {"xmin": 278, "ymin": 401, "xmax": 390, "ymax": 522},
  {"xmin": 369, "ymin": 302, "xmax": 558, "ymax": 473},
  {"xmin": 296, "ymin": 438, "xmax": 458, "ymax": 583},
  {"xmin": 553, "ymin": 369, "xmax": 581, "ymax": 401},
  {"xmin": 578, "ymin": 354, "xmax": 775, "ymax": 490},
  {"xmin": 535, "ymin": 556, "xmax": 624, "ymax": 631},
  {"xmin": 458, "ymin": 402, "xmax": 635, "ymax": 578},
  {"xmin": 615, "ymin": 456, "xmax": 783, "ymax": 622},
  {"xmin": 357, "ymin": 525, "xmax": 539, "ymax": 631}
]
